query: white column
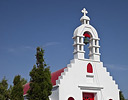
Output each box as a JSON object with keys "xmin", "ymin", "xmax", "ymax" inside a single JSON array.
[
  {"xmin": 97, "ymin": 48, "xmax": 99, "ymax": 53},
  {"xmin": 73, "ymin": 36, "xmax": 85, "ymax": 59},
  {"xmin": 77, "ymin": 37, "xmax": 79, "ymax": 43},
  {"xmin": 77, "ymin": 45, "xmax": 79, "ymax": 51}
]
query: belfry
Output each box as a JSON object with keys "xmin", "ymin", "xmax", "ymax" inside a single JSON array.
[
  {"xmin": 23, "ymin": 8, "xmax": 120, "ymax": 100},
  {"xmin": 73, "ymin": 8, "xmax": 100, "ymax": 61}
]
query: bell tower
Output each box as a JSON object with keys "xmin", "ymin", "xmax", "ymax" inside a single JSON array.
[{"xmin": 73, "ymin": 8, "xmax": 100, "ymax": 61}]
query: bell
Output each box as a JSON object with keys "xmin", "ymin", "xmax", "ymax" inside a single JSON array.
[{"xmin": 84, "ymin": 37, "xmax": 89, "ymax": 45}]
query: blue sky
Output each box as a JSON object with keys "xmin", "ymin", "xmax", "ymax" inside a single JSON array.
[{"xmin": 0, "ymin": 0, "xmax": 128, "ymax": 98}]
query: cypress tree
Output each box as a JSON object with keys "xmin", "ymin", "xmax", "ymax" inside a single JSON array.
[
  {"xmin": 27, "ymin": 47, "xmax": 52, "ymax": 100},
  {"xmin": 10, "ymin": 75, "xmax": 24, "ymax": 100},
  {"xmin": 120, "ymin": 91, "xmax": 125, "ymax": 100},
  {"xmin": 0, "ymin": 77, "xmax": 10, "ymax": 100}
]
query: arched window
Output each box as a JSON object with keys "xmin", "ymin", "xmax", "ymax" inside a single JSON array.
[
  {"xmin": 83, "ymin": 31, "xmax": 92, "ymax": 59},
  {"xmin": 83, "ymin": 32, "xmax": 91, "ymax": 45},
  {"xmin": 68, "ymin": 97, "xmax": 74, "ymax": 100},
  {"xmin": 87, "ymin": 63, "xmax": 93, "ymax": 73}
]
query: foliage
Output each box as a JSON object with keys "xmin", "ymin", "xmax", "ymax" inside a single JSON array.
[
  {"xmin": 120, "ymin": 91, "xmax": 125, "ymax": 100},
  {"xmin": 21, "ymin": 78, "xmax": 27, "ymax": 86},
  {"xmin": 0, "ymin": 77, "xmax": 10, "ymax": 100},
  {"xmin": 27, "ymin": 47, "xmax": 52, "ymax": 100},
  {"xmin": 10, "ymin": 75, "xmax": 27, "ymax": 100}
]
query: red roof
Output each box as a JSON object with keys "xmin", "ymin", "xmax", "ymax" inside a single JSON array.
[
  {"xmin": 23, "ymin": 82, "xmax": 30, "ymax": 95},
  {"xmin": 51, "ymin": 67, "xmax": 66, "ymax": 86},
  {"xmin": 23, "ymin": 67, "xmax": 66, "ymax": 95}
]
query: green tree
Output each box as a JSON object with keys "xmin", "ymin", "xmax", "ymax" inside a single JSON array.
[
  {"xmin": 0, "ymin": 77, "xmax": 10, "ymax": 100},
  {"xmin": 120, "ymin": 91, "xmax": 125, "ymax": 100},
  {"xmin": 21, "ymin": 78, "xmax": 27, "ymax": 86},
  {"xmin": 10, "ymin": 75, "xmax": 27, "ymax": 100},
  {"xmin": 27, "ymin": 47, "xmax": 52, "ymax": 100}
]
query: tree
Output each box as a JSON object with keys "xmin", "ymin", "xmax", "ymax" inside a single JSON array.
[
  {"xmin": 21, "ymin": 78, "xmax": 27, "ymax": 86},
  {"xmin": 120, "ymin": 91, "xmax": 125, "ymax": 100},
  {"xmin": 10, "ymin": 75, "xmax": 27, "ymax": 100},
  {"xmin": 0, "ymin": 77, "xmax": 10, "ymax": 100},
  {"xmin": 27, "ymin": 47, "xmax": 52, "ymax": 100}
]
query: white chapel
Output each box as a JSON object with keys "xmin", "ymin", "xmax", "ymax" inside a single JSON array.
[{"xmin": 23, "ymin": 8, "xmax": 120, "ymax": 100}]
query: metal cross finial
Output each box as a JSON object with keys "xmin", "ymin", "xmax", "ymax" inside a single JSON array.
[{"xmin": 81, "ymin": 8, "xmax": 88, "ymax": 16}]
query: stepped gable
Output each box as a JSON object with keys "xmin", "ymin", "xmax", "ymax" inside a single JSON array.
[
  {"xmin": 23, "ymin": 67, "xmax": 66, "ymax": 95},
  {"xmin": 51, "ymin": 67, "xmax": 66, "ymax": 86}
]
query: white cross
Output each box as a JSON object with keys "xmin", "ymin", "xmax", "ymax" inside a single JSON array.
[{"xmin": 81, "ymin": 8, "xmax": 88, "ymax": 16}]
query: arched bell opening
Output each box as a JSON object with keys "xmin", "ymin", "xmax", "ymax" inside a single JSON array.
[{"xmin": 83, "ymin": 31, "xmax": 92, "ymax": 59}]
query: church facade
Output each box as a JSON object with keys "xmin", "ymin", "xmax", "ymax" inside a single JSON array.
[{"xmin": 23, "ymin": 8, "xmax": 120, "ymax": 100}]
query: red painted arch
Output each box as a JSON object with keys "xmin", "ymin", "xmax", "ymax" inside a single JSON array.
[{"xmin": 87, "ymin": 63, "xmax": 93, "ymax": 73}]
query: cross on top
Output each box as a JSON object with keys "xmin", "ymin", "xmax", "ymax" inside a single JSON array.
[{"xmin": 81, "ymin": 8, "xmax": 88, "ymax": 16}]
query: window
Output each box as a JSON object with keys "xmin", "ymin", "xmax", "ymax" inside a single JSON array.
[
  {"xmin": 68, "ymin": 97, "xmax": 74, "ymax": 100},
  {"xmin": 86, "ymin": 20, "xmax": 88, "ymax": 24},
  {"xmin": 95, "ymin": 40, "xmax": 97, "ymax": 45},
  {"xmin": 80, "ymin": 45, "xmax": 82, "ymax": 51},
  {"xmin": 95, "ymin": 48, "xmax": 97, "ymax": 53},
  {"xmin": 87, "ymin": 63, "xmax": 93, "ymax": 73},
  {"xmin": 79, "ymin": 37, "xmax": 81, "ymax": 43}
]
